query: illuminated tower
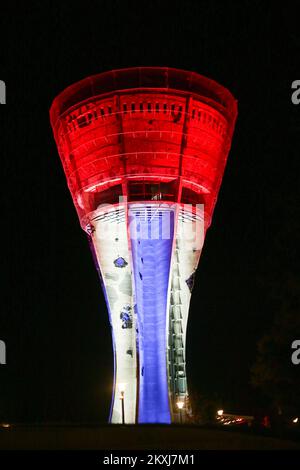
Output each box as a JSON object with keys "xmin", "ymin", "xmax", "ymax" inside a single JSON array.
[{"xmin": 50, "ymin": 67, "xmax": 237, "ymax": 424}]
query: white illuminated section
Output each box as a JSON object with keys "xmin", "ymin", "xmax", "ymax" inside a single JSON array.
[
  {"xmin": 167, "ymin": 205, "xmax": 204, "ymax": 420},
  {"xmin": 90, "ymin": 205, "xmax": 137, "ymax": 424}
]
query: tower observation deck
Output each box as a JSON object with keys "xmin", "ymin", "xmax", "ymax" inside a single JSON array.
[{"xmin": 50, "ymin": 67, "xmax": 237, "ymax": 424}]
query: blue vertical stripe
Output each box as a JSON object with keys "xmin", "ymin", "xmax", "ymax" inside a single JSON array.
[{"xmin": 129, "ymin": 205, "xmax": 174, "ymax": 423}]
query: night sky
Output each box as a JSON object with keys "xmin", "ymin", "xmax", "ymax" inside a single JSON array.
[{"xmin": 0, "ymin": 1, "xmax": 299, "ymax": 423}]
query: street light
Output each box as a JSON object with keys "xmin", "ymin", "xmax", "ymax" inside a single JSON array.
[
  {"xmin": 176, "ymin": 400, "xmax": 184, "ymax": 424},
  {"xmin": 119, "ymin": 383, "xmax": 126, "ymax": 424},
  {"xmin": 217, "ymin": 409, "xmax": 224, "ymax": 417}
]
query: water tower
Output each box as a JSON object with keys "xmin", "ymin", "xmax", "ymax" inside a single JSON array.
[{"xmin": 50, "ymin": 67, "xmax": 237, "ymax": 423}]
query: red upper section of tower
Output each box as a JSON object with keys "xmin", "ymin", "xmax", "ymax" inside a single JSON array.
[{"xmin": 50, "ymin": 67, "xmax": 237, "ymax": 230}]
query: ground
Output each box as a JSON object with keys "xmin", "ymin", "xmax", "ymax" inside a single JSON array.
[{"xmin": 0, "ymin": 425, "xmax": 299, "ymax": 450}]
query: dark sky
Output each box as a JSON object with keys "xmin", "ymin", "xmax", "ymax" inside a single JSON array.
[{"xmin": 0, "ymin": 0, "xmax": 299, "ymax": 422}]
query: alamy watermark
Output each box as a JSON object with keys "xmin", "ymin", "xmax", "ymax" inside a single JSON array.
[
  {"xmin": 88, "ymin": 201, "xmax": 205, "ymax": 251},
  {"xmin": 0, "ymin": 340, "xmax": 6, "ymax": 365},
  {"xmin": 291, "ymin": 340, "xmax": 300, "ymax": 365},
  {"xmin": 0, "ymin": 80, "xmax": 6, "ymax": 104},
  {"xmin": 291, "ymin": 80, "xmax": 300, "ymax": 104}
]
